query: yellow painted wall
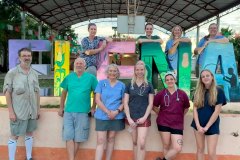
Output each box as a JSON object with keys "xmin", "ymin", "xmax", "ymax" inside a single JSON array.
[{"xmin": 54, "ymin": 41, "xmax": 70, "ymax": 96}]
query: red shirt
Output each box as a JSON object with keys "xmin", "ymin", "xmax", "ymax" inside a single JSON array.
[{"xmin": 153, "ymin": 89, "xmax": 190, "ymax": 130}]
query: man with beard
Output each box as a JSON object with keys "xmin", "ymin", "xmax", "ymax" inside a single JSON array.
[
  {"xmin": 58, "ymin": 57, "xmax": 98, "ymax": 160},
  {"xmin": 3, "ymin": 48, "xmax": 40, "ymax": 160}
]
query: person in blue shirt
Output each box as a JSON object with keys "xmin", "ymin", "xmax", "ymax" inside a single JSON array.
[
  {"xmin": 165, "ymin": 25, "xmax": 191, "ymax": 74},
  {"xmin": 194, "ymin": 23, "xmax": 229, "ymax": 71},
  {"xmin": 94, "ymin": 64, "xmax": 125, "ymax": 160},
  {"xmin": 80, "ymin": 23, "xmax": 112, "ymax": 76},
  {"xmin": 191, "ymin": 69, "xmax": 227, "ymax": 160}
]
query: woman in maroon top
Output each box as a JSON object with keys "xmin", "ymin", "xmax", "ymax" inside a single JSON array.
[{"xmin": 153, "ymin": 72, "xmax": 190, "ymax": 160}]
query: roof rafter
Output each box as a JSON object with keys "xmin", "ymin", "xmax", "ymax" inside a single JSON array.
[{"xmin": 15, "ymin": 0, "xmax": 240, "ymax": 31}]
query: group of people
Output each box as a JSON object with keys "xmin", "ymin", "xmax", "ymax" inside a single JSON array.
[
  {"xmin": 3, "ymin": 21, "xmax": 228, "ymax": 160},
  {"xmin": 56, "ymin": 57, "xmax": 225, "ymax": 160}
]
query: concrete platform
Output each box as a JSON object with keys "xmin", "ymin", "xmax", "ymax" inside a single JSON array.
[{"xmin": 0, "ymin": 146, "xmax": 240, "ymax": 160}]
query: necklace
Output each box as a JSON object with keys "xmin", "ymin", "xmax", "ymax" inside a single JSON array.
[{"xmin": 138, "ymin": 84, "xmax": 146, "ymax": 96}]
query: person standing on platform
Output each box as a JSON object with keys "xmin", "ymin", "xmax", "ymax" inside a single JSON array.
[
  {"xmin": 194, "ymin": 23, "xmax": 229, "ymax": 72},
  {"xmin": 191, "ymin": 69, "xmax": 227, "ymax": 160},
  {"xmin": 165, "ymin": 25, "xmax": 191, "ymax": 74},
  {"xmin": 94, "ymin": 64, "xmax": 125, "ymax": 160},
  {"xmin": 124, "ymin": 61, "xmax": 154, "ymax": 160},
  {"xmin": 4, "ymin": 48, "xmax": 40, "ymax": 160},
  {"xmin": 58, "ymin": 58, "xmax": 98, "ymax": 160},
  {"xmin": 80, "ymin": 23, "xmax": 112, "ymax": 76},
  {"xmin": 137, "ymin": 22, "xmax": 165, "ymax": 89},
  {"xmin": 153, "ymin": 72, "xmax": 190, "ymax": 160}
]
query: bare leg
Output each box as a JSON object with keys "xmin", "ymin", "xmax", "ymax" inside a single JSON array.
[
  {"xmin": 131, "ymin": 127, "xmax": 138, "ymax": 160},
  {"xmin": 194, "ymin": 130, "xmax": 205, "ymax": 160},
  {"xmin": 206, "ymin": 134, "xmax": 219, "ymax": 160},
  {"xmin": 165, "ymin": 134, "xmax": 183, "ymax": 160},
  {"xmin": 106, "ymin": 131, "xmax": 116, "ymax": 160},
  {"xmin": 74, "ymin": 142, "xmax": 80, "ymax": 158},
  {"xmin": 66, "ymin": 140, "xmax": 75, "ymax": 160},
  {"xmin": 159, "ymin": 132, "xmax": 171, "ymax": 157},
  {"xmin": 136, "ymin": 127, "xmax": 149, "ymax": 160},
  {"xmin": 95, "ymin": 131, "xmax": 107, "ymax": 160}
]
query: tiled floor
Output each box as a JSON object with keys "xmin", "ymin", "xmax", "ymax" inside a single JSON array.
[{"xmin": 0, "ymin": 146, "xmax": 240, "ymax": 160}]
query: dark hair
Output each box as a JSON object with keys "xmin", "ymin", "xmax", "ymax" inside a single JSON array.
[
  {"xmin": 204, "ymin": 23, "xmax": 218, "ymax": 40},
  {"xmin": 18, "ymin": 48, "xmax": 32, "ymax": 57},
  {"xmin": 145, "ymin": 22, "xmax": 153, "ymax": 29},
  {"xmin": 88, "ymin": 23, "xmax": 96, "ymax": 30}
]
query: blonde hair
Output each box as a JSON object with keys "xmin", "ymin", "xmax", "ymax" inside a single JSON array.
[
  {"xmin": 170, "ymin": 25, "xmax": 183, "ymax": 39},
  {"xmin": 131, "ymin": 61, "xmax": 148, "ymax": 87},
  {"xmin": 105, "ymin": 64, "xmax": 120, "ymax": 79},
  {"xmin": 194, "ymin": 69, "xmax": 218, "ymax": 108}
]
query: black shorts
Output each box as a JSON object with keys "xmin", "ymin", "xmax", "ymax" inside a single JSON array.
[{"xmin": 157, "ymin": 125, "xmax": 183, "ymax": 135}]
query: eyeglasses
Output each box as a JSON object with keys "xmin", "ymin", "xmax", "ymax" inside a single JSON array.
[{"xmin": 21, "ymin": 55, "xmax": 32, "ymax": 58}]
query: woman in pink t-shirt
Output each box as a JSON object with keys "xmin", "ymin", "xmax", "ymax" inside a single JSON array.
[{"xmin": 153, "ymin": 72, "xmax": 190, "ymax": 160}]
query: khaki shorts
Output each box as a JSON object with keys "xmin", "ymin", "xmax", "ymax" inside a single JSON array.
[{"xmin": 10, "ymin": 119, "xmax": 37, "ymax": 136}]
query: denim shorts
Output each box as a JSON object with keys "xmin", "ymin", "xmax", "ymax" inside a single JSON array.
[{"xmin": 63, "ymin": 112, "xmax": 90, "ymax": 142}]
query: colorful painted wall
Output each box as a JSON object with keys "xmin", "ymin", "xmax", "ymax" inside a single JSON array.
[
  {"xmin": 8, "ymin": 40, "xmax": 51, "ymax": 69},
  {"xmin": 54, "ymin": 41, "xmax": 70, "ymax": 96},
  {"xmin": 202, "ymin": 43, "xmax": 240, "ymax": 102}
]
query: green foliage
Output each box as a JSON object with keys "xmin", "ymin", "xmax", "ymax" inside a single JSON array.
[
  {"xmin": 221, "ymin": 27, "xmax": 233, "ymax": 38},
  {"xmin": 230, "ymin": 33, "xmax": 240, "ymax": 62},
  {"xmin": 57, "ymin": 27, "xmax": 79, "ymax": 53},
  {"xmin": 25, "ymin": 16, "xmax": 50, "ymax": 39},
  {"xmin": 0, "ymin": 0, "xmax": 22, "ymax": 70},
  {"xmin": 221, "ymin": 27, "xmax": 240, "ymax": 72}
]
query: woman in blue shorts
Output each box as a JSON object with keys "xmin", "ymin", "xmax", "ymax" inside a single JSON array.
[
  {"xmin": 94, "ymin": 64, "xmax": 125, "ymax": 160},
  {"xmin": 191, "ymin": 69, "xmax": 227, "ymax": 160}
]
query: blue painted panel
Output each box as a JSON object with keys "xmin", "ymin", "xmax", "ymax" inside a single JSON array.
[{"xmin": 201, "ymin": 43, "xmax": 240, "ymax": 102}]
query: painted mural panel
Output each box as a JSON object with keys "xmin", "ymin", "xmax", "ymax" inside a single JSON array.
[
  {"xmin": 8, "ymin": 40, "xmax": 51, "ymax": 69},
  {"xmin": 178, "ymin": 42, "xmax": 192, "ymax": 97},
  {"xmin": 54, "ymin": 41, "xmax": 70, "ymax": 96},
  {"xmin": 202, "ymin": 43, "xmax": 240, "ymax": 102},
  {"xmin": 97, "ymin": 42, "xmax": 136, "ymax": 80}
]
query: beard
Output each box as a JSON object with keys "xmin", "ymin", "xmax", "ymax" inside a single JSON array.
[{"xmin": 23, "ymin": 60, "xmax": 32, "ymax": 66}]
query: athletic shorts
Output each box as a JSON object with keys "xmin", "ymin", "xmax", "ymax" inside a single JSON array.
[
  {"xmin": 158, "ymin": 125, "xmax": 183, "ymax": 135},
  {"xmin": 63, "ymin": 112, "xmax": 90, "ymax": 142},
  {"xmin": 125, "ymin": 117, "xmax": 151, "ymax": 127}
]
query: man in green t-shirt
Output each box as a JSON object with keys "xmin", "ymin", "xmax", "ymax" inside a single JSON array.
[
  {"xmin": 58, "ymin": 57, "xmax": 98, "ymax": 160},
  {"xmin": 137, "ymin": 22, "xmax": 169, "ymax": 89}
]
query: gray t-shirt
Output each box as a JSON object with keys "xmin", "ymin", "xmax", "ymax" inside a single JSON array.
[{"xmin": 125, "ymin": 82, "xmax": 154, "ymax": 119}]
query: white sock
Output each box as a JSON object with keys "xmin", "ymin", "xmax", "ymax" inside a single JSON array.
[
  {"xmin": 8, "ymin": 139, "xmax": 17, "ymax": 160},
  {"xmin": 25, "ymin": 136, "xmax": 33, "ymax": 160}
]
